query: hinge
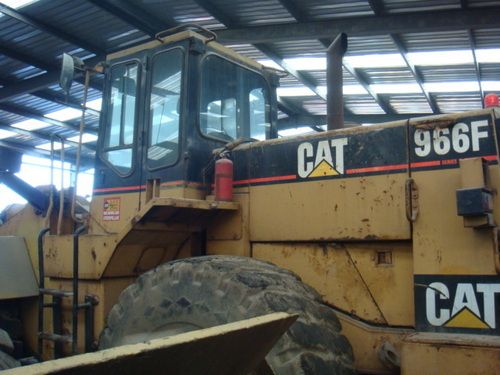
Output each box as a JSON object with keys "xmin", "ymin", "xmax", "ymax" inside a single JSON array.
[{"xmin": 405, "ymin": 178, "xmax": 419, "ymax": 222}]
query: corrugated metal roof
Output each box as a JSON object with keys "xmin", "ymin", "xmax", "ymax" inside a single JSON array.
[{"xmin": 0, "ymin": 0, "xmax": 498, "ymax": 162}]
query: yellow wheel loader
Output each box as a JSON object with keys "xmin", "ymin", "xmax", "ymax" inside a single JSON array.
[{"xmin": 0, "ymin": 25, "xmax": 498, "ymax": 374}]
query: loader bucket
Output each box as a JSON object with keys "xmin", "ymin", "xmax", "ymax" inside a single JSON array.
[{"xmin": 4, "ymin": 312, "xmax": 297, "ymax": 375}]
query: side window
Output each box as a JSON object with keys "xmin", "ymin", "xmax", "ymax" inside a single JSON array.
[
  {"xmin": 103, "ymin": 62, "xmax": 138, "ymax": 174},
  {"xmin": 204, "ymin": 98, "xmax": 237, "ymax": 140},
  {"xmin": 147, "ymin": 48, "xmax": 184, "ymax": 169},
  {"xmin": 200, "ymin": 55, "xmax": 271, "ymax": 142},
  {"xmin": 249, "ymin": 88, "xmax": 267, "ymax": 141}
]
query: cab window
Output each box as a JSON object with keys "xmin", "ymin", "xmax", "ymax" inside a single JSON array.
[
  {"xmin": 102, "ymin": 61, "xmax": 138, "ymax": 174},
  {"xmin": 147, "ymin": 48, "xmax": 184, "ymax": 169},
  {"xmin": 200, "ymin": 55, "xmax": 271, "ymax": 142}
]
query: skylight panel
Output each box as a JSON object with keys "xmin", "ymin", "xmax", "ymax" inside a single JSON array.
[
  {"xmin": 284, "ymin": 57, "xmax": 327, "ymax": 71},
  {"xmin": 424, "ymin": 81, "xmax": 479, "ymax": 92},
  {"xmin": 476, "ymin": 49, "xmax": 500, "ymax": 64},
  {"xmin": 277, "ymin": 87, "xmax": 316, "ymax": 97},
  {"xmin": 86, "ymin": 98, "xmax": 102, "ymax": 111},
  {"xmin": 0, "ymin": 0, "xmax": 39, "ymax": 9},
  {"xmin": 36, "ymin": 142, "xmax": 67, "ymax": 151},
  {"xmin": 371, "ymin": 83, "xmax": 422, "ymax": 94},
  {"xmin": 315, "ymin": 85, "xmax": 368, "ymax": 96},
  {"xmin": 344, "ymin": 54, "xmax": 406, "ymax": 68},
  {"xmin": 482, "ymin": 81, "xmax": 500, "ymax": 91},
  {"xmin": 67, "ymin": 133, "xmax": 98, "ymax": 143},
  {"xmin": 278, "ymin": 127, "xmax": 313, "ymax": 137},
  {"xmin": 11, "ymin": 119, "xmax": 48, "ymax": 131},
  {"xmin": 257, "ymin": 59, "xmax": 285, "ymax": 71},
  {"xmin": 407, "ymin": 50, "xmax": 473, "ymax": 66},
  {"xmin": 45, "ymin": 108, "xmax": 81, "ymax": 121},
  {"xmin": 0, "ymin": 129, "xmax": 16, "ymax": 139}
]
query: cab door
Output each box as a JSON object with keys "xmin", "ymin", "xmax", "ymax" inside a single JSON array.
[
  {"xmin": 92, "ymin": 52, "xmax": 146, "ymax": 232},
  {"xmin": 140, "ymin": 40, "xmax": 190, "ymax": 204}
]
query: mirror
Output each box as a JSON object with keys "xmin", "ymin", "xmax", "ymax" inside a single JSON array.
[{"xmin": 59, "ymin": 53, "xmax": 75, "ymax": 94}]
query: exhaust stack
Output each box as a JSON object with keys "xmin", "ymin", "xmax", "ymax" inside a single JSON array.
[{"xmin": 326, "ymin": 33, "xmax": 348, "ymax": 130}]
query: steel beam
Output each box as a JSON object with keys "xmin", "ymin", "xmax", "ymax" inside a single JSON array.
[
  {"xmin": 0, "ymin": 3, "xmax": 103, "ymax": 55},
  {"xmin": 0, "ymin": 139, "xmax": 93, "ymax": 167},
  {"xmin": 0, "ymin": 44, "xmax": 52, "ymax": 72},
  {"xmin": 277, "ymin": 0, "xmax": 307, "ymax": 22},
  {"xmin": 32, "ymin": 90, "xmax": 101, "ymax": 118},
  {"xmin": 0, "ymin": 56, "xmax": 101, "ymax": 103},
  {"xmin": 390, "ymin": 34, "xmax": 439, "ymax": 113},
  {"xmin": 468, "ymin": 32, "xmax": 484, "ymax": 106},
  {"xmin": 216, "ymin": 8, "xmax": 500, "ymax": 43},
  {"xmin": 278, "ymin": 113, "xmax": 433, "ymax": 129},
  {"xmin": 193, "ymin": 0, "xmax": 328, "ymax": 111},
  {"xmin": 86, "ymin": 0, "xmax": 174, "ymax": 39},
  {"xmin": 0, "ymin": 103, "xmax": 98, "ymax": 135},
  {"xmin": 0, "ymin": 123, "xmax": 95, "ymax": 151},
  {"xmin": 365, "ymin": 1, "xmax": 439, "ymax": 114}
]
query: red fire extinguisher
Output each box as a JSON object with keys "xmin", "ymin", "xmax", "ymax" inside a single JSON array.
[{"xmin": 214, "ymin": 156, "xmax": 233, "ymax": 201}]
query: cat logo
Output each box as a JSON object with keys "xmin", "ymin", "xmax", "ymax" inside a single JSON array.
[
  {"xmin": 297, "ymin": 138, "xmax": 348, "ymax": 178},
  {"xmin": 415, "ymin": 276, "xmax": 500, "ymax": 334}
]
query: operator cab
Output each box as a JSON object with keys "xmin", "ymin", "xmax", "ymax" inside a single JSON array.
[{"xmin": 94, "ymin": 29, "xmax": 278, "ymax": 201}]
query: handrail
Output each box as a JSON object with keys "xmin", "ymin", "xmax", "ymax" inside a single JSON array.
[{"xmin": 71, "ymin": 68, "xmax": 90, "ymax": 224}]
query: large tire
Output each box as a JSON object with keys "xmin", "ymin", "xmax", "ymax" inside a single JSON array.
[
  {"xmin": 0, "ymin": 350, "xmax": 19, "ymax": 370},
  {"xmin": 100, "ymin": 256, "xmax": 355, "ymax": 374}
]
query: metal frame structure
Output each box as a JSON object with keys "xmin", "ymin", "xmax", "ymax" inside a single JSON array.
[{"xmin": 0, "ymin": 0, "xmax": 498, "ymax": 164}]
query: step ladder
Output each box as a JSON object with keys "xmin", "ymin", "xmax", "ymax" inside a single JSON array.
[{"xmin": 37, "ymin": 227, "xmax": 98, "ymax": 359}]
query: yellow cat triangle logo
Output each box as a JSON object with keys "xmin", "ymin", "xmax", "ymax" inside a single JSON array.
[
  {"xmin": 444, "ymin": 307, "xmax": 490, "ymax": 329},
  {"xmin": 308, "ymin": 160, "xmax": 339, "ymax": 178}
]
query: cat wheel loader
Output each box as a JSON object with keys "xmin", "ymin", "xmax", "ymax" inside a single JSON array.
[{"xmin": 0, "ymin": 25, "xmax": 498, "ymax": 374}]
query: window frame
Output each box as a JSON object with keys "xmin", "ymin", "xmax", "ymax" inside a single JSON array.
[
  {"xmin": 145, "ymin": 46, "xmax": 186, "ymax": 172},
  {"xmin": 98, "ymin": 58, "xmax": 142, "ymax": 177},
  {"xmin": 198, "ymin": 52, "xmax": 273, "ymax": 144}
]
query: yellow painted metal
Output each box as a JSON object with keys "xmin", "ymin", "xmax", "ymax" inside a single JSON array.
[
  {"xmin": 40, "ymin": 277, "xmax": 136, "ymax": 357},
  {"xmin": 249, "ymin": 173, "xmax": 410, "ymax": 242},
  {"xmin": 6, "ymin": 313, "xmax": 296, "ymax": 375},
  {"xmin": 335, "ymin": 309, "xmax": 413, "ymax": 374},
  {"xmin": 412, "ymin": 167, "xmax": 498, "ymax": 275},
  {"xmin": 45, "ymin": 197, "xmax": 239, "ymax": 279},
  {"xmin": 207, "ymin": 192, "xmax": 250, "ymax": 257},
  {"xmin": 253, "ymin": 242, "xmax": 414, "ymax": 326},
  {"xmin": 401, "ymin": 333, "xmax": 500, "ymax": 374}
]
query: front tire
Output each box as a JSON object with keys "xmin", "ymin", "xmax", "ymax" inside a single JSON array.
[
  {"xmin": 0, "ymin": 350, "xmax": 19, "ymax": 370},
  {"xmin": 100, "ymin": 256, "xmax": 355, "ymax": 374}
]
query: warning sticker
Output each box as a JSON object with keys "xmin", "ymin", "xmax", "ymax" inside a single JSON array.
[{"xmin": 103, "ymin": 197, "xmax": 120, "ymax": 221}]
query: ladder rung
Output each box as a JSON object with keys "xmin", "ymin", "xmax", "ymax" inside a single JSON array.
[
  {"xmin": 38, "ymin": 332, "xmax": 73, "ymax": 344},
  {"xmin": 40, "ymin": 288, "xmax": 74, "ymax": 298}
]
